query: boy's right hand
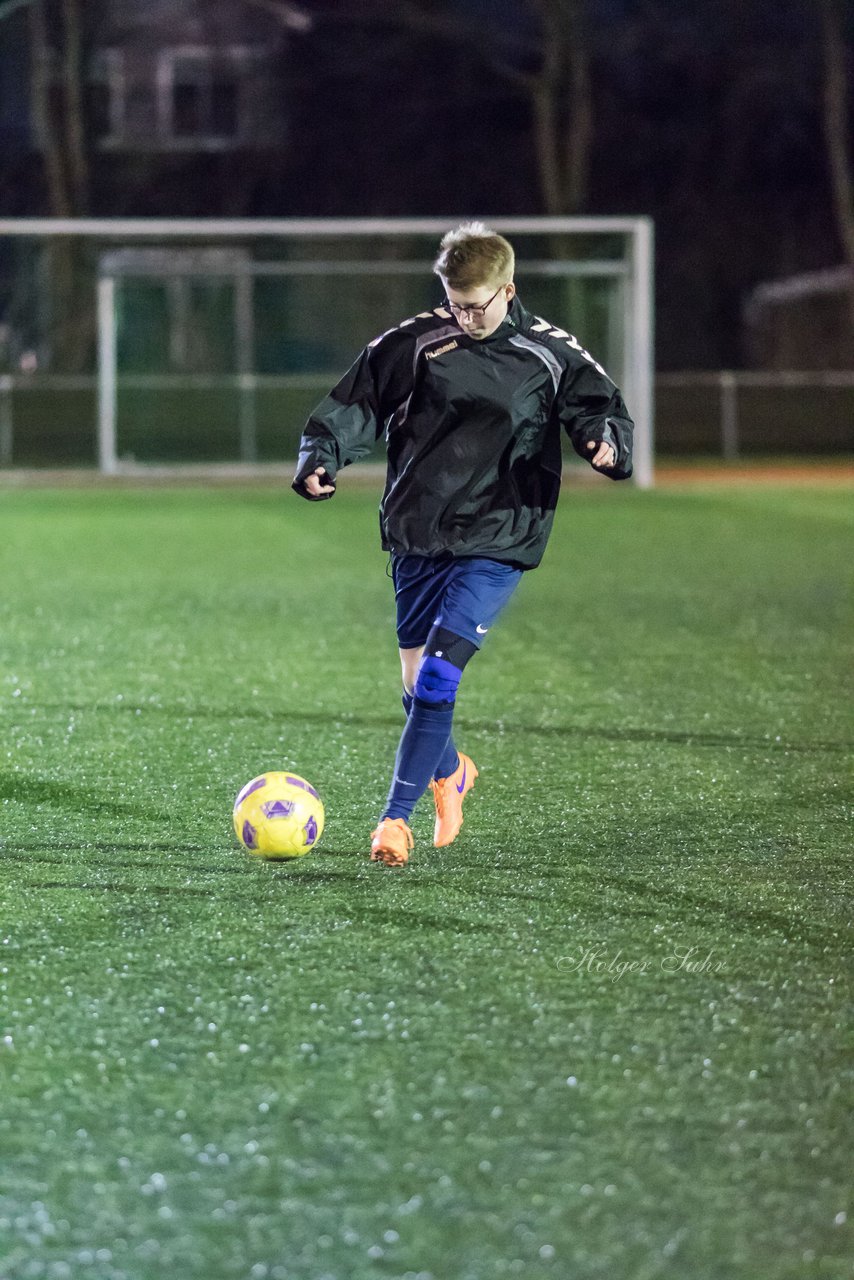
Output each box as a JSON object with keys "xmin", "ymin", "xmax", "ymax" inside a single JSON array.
[{"xmin": 300, "ymin": 468, "xmax": 337, "ymax": 499}]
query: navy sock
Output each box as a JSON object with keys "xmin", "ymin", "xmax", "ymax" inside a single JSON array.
[
  {"xmin": 383, "ymin": 699, "xmax": 455, "ymax": 821},
  {"xmin": 402, "ymin": 691, "xmax": 459, "ymax": 781},
  {"xmin": 433, "ymin": 738, "xmax": 460, "ymax": 781}
]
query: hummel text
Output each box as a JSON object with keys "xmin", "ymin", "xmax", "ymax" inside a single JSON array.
[{"xmin": 425, "ymin": 340, "xmax": 459, "ymax": 360}]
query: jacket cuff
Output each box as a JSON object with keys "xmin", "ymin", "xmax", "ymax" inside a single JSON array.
[
  {"xmin": 293, "ymin": 448, "xmax": 338, "ymax": 488},
  {"xmin": 591, "ymin": 419, "xmax": 633, "ymax": 479}
]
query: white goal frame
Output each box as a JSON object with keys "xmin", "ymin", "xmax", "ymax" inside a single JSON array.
[{"xmin": 0, "ymin": 217, "xmax": 654, "ymax": 486}]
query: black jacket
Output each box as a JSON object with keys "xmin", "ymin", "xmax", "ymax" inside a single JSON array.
[{"xmin": 292, "ymin": 295, "xmax": 634, "ymax": 569}]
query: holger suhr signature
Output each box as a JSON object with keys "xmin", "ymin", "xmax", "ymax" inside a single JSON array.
[{"xmin": 556, "ymin": 944, "xmax": 726, "ymax": 980}]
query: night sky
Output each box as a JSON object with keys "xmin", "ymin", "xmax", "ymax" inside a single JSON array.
[{"xmin": 0, "ymin": 0, "xmax": 849, "ymax": 368}]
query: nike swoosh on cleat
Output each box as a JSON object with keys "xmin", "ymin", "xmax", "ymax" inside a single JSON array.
[{"xmin": 456, "ymin": 764, "xmax": 467, "ymax": 793}]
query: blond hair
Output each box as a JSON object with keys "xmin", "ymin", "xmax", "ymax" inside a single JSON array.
[{"xmin": 433, "ymin": 222, "xmax": 515, "ymax": 290}]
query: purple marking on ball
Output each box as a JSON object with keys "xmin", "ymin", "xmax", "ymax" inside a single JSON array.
[
  {"xmin": 285, "ymin": 775, "xmax": 319, "ymax": 799},
  {"xmin": 262, "ymin": 799, "xmax": 294, "ymax": 819},
  {"xmin": 234, "ymin": 776, "xmax": 266, "ymax": 809},
  {"xmin": 303, "ymin": 814, "xmax": 318, "ymax": 845},
  {"xmin": 241, "ymin": 820, "xmax": 258, "ymax": 849}
]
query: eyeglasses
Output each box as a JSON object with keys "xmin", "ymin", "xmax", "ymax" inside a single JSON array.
[{"xmin": 444, "ymin": 284, "xmax": 507, "ymax": 320}]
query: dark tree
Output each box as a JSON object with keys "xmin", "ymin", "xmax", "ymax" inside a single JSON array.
[
  {"xmin": 28, "ymin": 0, "xmax": 94, "ymax": 369},
  {"xmin": 819, "ymin": 0, "xmax": 854, "ymax": 325}
]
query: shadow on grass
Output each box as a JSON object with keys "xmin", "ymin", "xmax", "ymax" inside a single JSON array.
[
  {"xmin": 0, "ymin": 840, "xmax": 205, "ymax": 854},
  {"xmin": 0, "ymin": 772, "xmax": 168, "ymax": 820},
  {"xmin": 0, "ymin": 842, "xmax": 247, "ymax": 881},
  {"xmin": 28, "ymin": 879, "xmax": 231, "ymax": 898},
  {"xmin": 21, "ymin": 703, "xmax": 851, "ymax": 754},
  {"xmin": 0, "ymin": 841, "xmax": 372, "ymax": 883},
  {"xmin": 6, "ymin": 857, "xmax": 497, "ymax": 930},
  {"xmin": 591, "ymin": 869, "xmax": 848, "ymax": 954}
]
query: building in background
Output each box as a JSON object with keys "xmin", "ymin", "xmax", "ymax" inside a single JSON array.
[
  {"xmin": 11, "ymin": 0, "xmax": 310, "ymax": 159},
  {"xmin": 744, "ymin": 266, "xmax": 854, "ymax": 371},
  {"xmin": 80, "ymin": 0, "xmax": 303, "ymax": 156}
]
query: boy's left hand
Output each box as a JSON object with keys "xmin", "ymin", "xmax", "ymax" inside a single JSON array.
[{"xmin": 587, "ymin": 440, "xmax": 616, "ymax": 469}]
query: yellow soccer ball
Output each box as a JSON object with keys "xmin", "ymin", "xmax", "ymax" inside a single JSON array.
[{"xmin": 233, "ymin": 771, "xmax": 325, "ymax": 860}]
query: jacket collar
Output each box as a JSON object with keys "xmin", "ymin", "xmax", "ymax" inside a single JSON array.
[{"xmin": 475, "ymin": 293, "xmax": 528, "ymax": 344}]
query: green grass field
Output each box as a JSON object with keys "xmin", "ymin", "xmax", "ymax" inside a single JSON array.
[{"xmin": 1, "ymin": 478, "xmax": 852, "ymax": 1280}]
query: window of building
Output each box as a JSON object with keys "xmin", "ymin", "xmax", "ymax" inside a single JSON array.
[{"xmin": 158, "ymin": 47, "xmax": 251, "ymax": 145}]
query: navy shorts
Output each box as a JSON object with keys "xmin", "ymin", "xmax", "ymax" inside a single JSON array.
[{"xmin": 392, "ymin": 554, "xmax": 523, "ymax": 650}]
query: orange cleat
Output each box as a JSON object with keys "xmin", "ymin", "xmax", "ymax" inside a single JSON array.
[
  {"xmin": 429, "ymin": 752, "xmax": 478, "ymax": 848},
  {"xmin": 370, "ymin": 817, "xmax": 414, "ymax": 867}
]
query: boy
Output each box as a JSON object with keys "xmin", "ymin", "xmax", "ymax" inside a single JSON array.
[{"xmin": 293, "ymin": 223, "xmax": 633, "ymax": 866}]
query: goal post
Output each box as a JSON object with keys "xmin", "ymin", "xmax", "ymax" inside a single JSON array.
[{"xmin": 0, "ymin": 217, "xmax": 654, "ymax": 485}]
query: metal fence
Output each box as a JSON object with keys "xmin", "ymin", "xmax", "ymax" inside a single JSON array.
[
  {"xmin": 1, "ymin": 369, "xmax": 852, "ymax": 472},
  {"xmin": 656, "ymin": 371, "xmax": 854, "ymax": 457},
  {"xmin": 0, "ymin": 371, "xmax": 330, "ymax": 467}
]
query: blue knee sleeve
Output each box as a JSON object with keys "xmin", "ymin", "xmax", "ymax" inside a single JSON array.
[{"xmin": 413, "ymin": 655, "xmax": 462, "ymax": 705}]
